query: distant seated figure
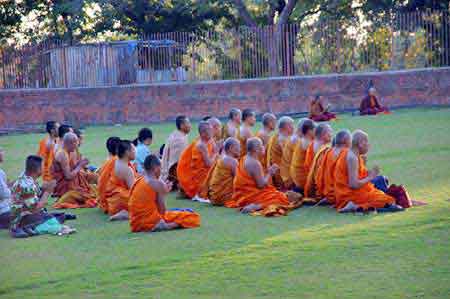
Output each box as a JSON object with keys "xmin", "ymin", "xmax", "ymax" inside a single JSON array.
[
  {"xmin": 37, "ymin": 121, "xmax": 60, "ymax": 182},
  {"xmin": 10, "ymin": 155, "xmax": 75, "ymax": 238},
  {"xmin": 226, "ymin": 138, "xmax": 301, "ymax": 216},
  {"xmin": 309, "ymin": 95, "xmax": 336, "ymax": 122},
  {"xmin": 177, "ymin": 121, "xmax": 218, "ymax": 199},
  {"xmin": 222, "ymin": 108, "xmax": 241, "ymax": 139},
  {"xmin": 132, "ymin": 128, "xmax": 153, "ymax": 174},
  {"xmin": 161, "ymin": 115, "xmax": 191, "ymax": 190},
  {"xmin": 51, "ymin": 132, "xmax": 97, "ymax": 209},
  {"xmin": 129, "ymin": 155, "xmax": 200, "ymax": 233},
  {"xmin": 360, "ymin": 87, "xmax": 390, "ymax": 115},
  {"xmin": 105, "ymin": 140, "xmax": 137, "ymax": 220},
  {"xmin": 199, "ymin": 137, "xmax": 240, "ymax": 206},
  {"xmin": 334, "ymin": 130, "xmax": 402, "ymax": 212}
]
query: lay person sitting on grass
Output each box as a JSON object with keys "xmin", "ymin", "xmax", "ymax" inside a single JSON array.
[
  {"xmin": 10, "ymin": 155, "xmax": 76, "ymax": 238},
  {"xmin": 129, "ymin": 154, "xmax": 200, "ymax": 233}
]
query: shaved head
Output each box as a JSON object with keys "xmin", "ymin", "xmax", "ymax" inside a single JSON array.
[
  {"xmin": 335, "ymin": 129, "xmax": 352, "ymax": 146},
  {"xmin": 198, "ymin": 121, "xmax": 211, "ymax": 134},
  {"xmin": 229, "ymin": 108, "xmax": 241, "ymax": 121},
  {"xmin": 262, "ymin": 113, "xmax": 276, "ymax": 127},
  {"xmin": 224, "ymin": 137, "xmax": 239, "ymax": 152},
  {"xmin": 315, "ymin": 123, "xmax": 332, "ymax": 139},
  {"xmin": 208, "ymin": 117, "xmax": 221, "ymax": 127},
  {"xmin": 63, "ymin": 132, "xmax": 78, "ymax": 143},
  {"xmin": 278, "ymin": 116, "xmax": 294, "ymax": 129},
  {"xmin": 63, "ymin": 132, "xmax": 79, "ymax": 152},
  {"xmin": 246, "ymin": 137, "xmax": 262, "ymax": 153},
  {"xmin": 352, "ymin": 129, "xmax": 368, "ymax": 148}
]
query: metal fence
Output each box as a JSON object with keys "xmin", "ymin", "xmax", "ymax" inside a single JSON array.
[{"xmin": 1, "ymin": 10, "xmax": 449, "ymax": 89}]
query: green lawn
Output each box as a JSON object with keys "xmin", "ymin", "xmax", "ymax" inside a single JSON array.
[{"xmin": 0, "ymin": 107, "xmax": 449, "ymax": 299}]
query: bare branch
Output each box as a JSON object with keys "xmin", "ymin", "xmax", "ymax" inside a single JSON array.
[
  {"xmin": 232, "ymin": 0, "xmax": 257, "ymax": 27},
  {"xmin": 277, "ymin": 0, "xmax": 298, "ymax": 26}
]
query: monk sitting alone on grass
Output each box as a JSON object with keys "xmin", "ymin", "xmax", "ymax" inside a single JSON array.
[
  {"xmin": 177, "ymin": 121, "xmax": 218, "ymax": 199},
  {"xmin": 266, "ymin": 116, "xmax": 294, "ymax": 190},
  {"xmin": 198, "ymin": 137, "xmax": 240, "ymax": 206},
  {"xmin": 37, "ymin": 121, "xmax": 60, "ymax": 182},
  {"xmin": 161, "ymin": 115, "xmax": 191, "ymax": 190},
  {"xmin": 314, "ymin": 130, "xmax": 352, "ymax": 206},
  {"xmin": 237, "ymin": 109, "xmax": 257, "ymax": 158},
  {"xmin": 360, "ymin": 87, "xmax": 390, "ymax": 115},
  {"xmin": 129, "ymin": 154, "xmax": 200, "ymax": 233},
  {"xmin": 105, "ymin": 140, "xmax": 137, "ymax": 220},
  {"xmin": 226, "ymin": 138, "xmax": 302, "ymax": 216},
  {"xmin": 309, "ymin": 95, "xmax": 336, "ymax": 122},
  {"xmin": 97, "ymin": 137, "xmax": 121, "ymax": 213},
  {"xmin": 334, "ymin": 130, "xmax": 403, "ymax": 213},
  {"xmin": 51, "ymin": 132, "xmax": 97, "ymax": 209},
  {"xmin": 222, "ymin": 108, "xmax": 241, "ymax": 139},
  {"xmin": 290, "ymin": 119, "xmax": 316, "ymax": 193}
]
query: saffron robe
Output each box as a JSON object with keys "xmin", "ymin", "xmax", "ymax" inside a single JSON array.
[{"xmin": 198, "ymin": 158, "xmax": 234, "ymax": 206}]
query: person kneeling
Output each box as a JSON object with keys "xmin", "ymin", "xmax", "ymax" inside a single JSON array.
[
  {"xmin": 129, "ymin": 154, "xmax": 200, "ymax": 233},
  {"xmin": 10, "ymin": 155, "xmax": 76, "ymax": 238}
]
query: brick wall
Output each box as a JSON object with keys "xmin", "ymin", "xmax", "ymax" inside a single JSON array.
[{"xmin": 1, "ymin": 67, "xmax": 449, "ymax": 132}]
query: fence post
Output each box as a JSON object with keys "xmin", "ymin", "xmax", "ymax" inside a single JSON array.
[
  {"xmin": 237, "ymin": 29, "xmax": 243, "ymax": 79},
  {"xmin": 62, "ymin": 44, "xmax": 68, "ymax": 88}
]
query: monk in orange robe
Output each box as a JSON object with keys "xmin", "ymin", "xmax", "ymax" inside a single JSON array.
[
  {"xmin": 256, "ymin": 113, "xmax": 277, "ymax": 147},
  {"xmin": 222, "ymin": 108, "xmax": 241, "ymax": 139},
  {"xmin": 360, "ymin": 87, "xmax": 390, "ymax": 115},
  {"xmin": 177, "ymin": 121, "xmax": 218, "ymax": 199},
  {"xmin": 199, "ymin": 137, "xmax": 240, "ymax": 206},
  {"xmin": 309, "ymin": 95, "xmax": 336, "ymax": 122},
  {"xmin": 37, "ymin": 121, "xmax": 60, "ymax": 182},
  {"xmin": 226, "ymin": 137, "xmax": 302, "ymax": 216},
  {"xmin": 334, "ymin": 130, "xmax": 401, "ymax": 212},
  {"xmin": 304, "ymin": 123, "xmax": 332, "ymax": 177},
  {"xmin": 129, "ymin": 154, "xmax": 200, "ymax": 232},
  {"xmin": 207, "ymin": 117, "xmax": 224, "ymax": 152},
  {"xmin": 315, "ymin": 130, "xmax": 352, "ymax": 206},
  {"xmin": 73, "ymin": 128, "xmax": 98, "ymax": 185},
  {"xmin": 266, "ymin": 116, "xmax": 294, "ymax": 190},
  {"xmin": 280, "ymin": 118, "xmax": 305, "ymax": 190},
  {"xmin": 290, "ymin": 119, "xmax": 316, "ymax": 193},
  {"xmin": 97, "ymin": 137, "xmax": 121, "ymax": 213},
  {"xmin": 237, "ymin": 108, "xmax": 257, "ymax": 158},
  {"xmin": 51, "ymin": 132, "xmax": 97, "ymax": 209},
  {"xmin": 105, "ymin": 140, "xmax": 138, "ymax": 220}
]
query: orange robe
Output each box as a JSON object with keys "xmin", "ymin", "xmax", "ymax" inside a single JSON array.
[
  {"xmin": 280, "ymin": 136, "xmax": 296, "ymax": 187},
  {"xmin": 104, "ymin": 161, "xmax": 136, "ymax": 216},
  {"xmin": 226, "ymin": 159, "xmax": 290, "ymax": 211},
  {"xmin": 266, "ymin": 133, "xmax": 287, "ymax": 190},
  {"xmin": 51, "ymin": 150, "xmax": 97, "ymax": 209},
  {"xmin": 304, "ymin": 142, "xmax": 315, "ymax": 176},
  {"xmin": 316, "ymin": 148, "xmax": 346, "ymax": 205},
  {"xmin": 304, "ymin": 145, "xmax": 331, "ymax": 199},
  {"xmin": 290, "ymin": 140, "xmax": 309, "ymax": 190},
  {"xmin": 129, "ymin": 177, "xmax": 200, "ymax": 232},
  {"xmin": 198, "ymin": 158, "xmax": 234, "ymax": 206},
  {"xmin": 177, "ymin": 140, "xmax": 214, "ymax": 198},
  {"xmin": 97, "ymin": 157, "xmax": 117, "ymax": 213},
  {"xmin": 37, "ymin": 136, "xmax": 56, "ymax": 182},
  {"xmin": 237, "ymin": 129, "xmax": 250, "ymax": 159},
  {"xmin": 334, "ymin": 149, "xmax": 395, "ymax": 210}
]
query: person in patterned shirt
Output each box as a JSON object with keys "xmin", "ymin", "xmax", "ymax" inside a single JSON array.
[{"xmin": 10, "ymin": 155, "xmax": 76, "ymax": 238}]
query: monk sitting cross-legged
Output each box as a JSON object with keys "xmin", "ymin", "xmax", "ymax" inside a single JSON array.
[
  {"xmin": 304, "ymin": 123, "xmax": 333, "ymax": 200},
  {"xmin": 222, "ymin": 108, "xmax": 241, "ymax": 140},
  {"xmin": 37, "ymin": 121, "xmax": 60, "ymax": 182},
  {"xmin": 313, "ymin": 130, "xmax": 352, "ymax": 206},
  {"xmin": 129, "ymin": 154, "xmax": 200, "ymax": 233},
  {"xmin": 51, "ymin": 132, "xmax": 97, "ymax": 209},
  {"xmin": 266, "ymin": 116, "xmax": 294, "ymax": 190},
  {"xmin": 290, "ymin": 119, "xmax": 316, "ymax": 193},
  {"xmin": 309, "ymin": 95, "xmax": 336, "ymax": 122},
  {"xmin": 360, "ymin": 87, "xmax": 390, "ymax": 116},
  {"xmin": 334, "ymin": 130, "xmax": 403, "ymax": 213},
  {"xmin": 237, "ymin": 109, "xmax": 257, "ymax": 159},
  {"xmin": 161, "ymin": 115, "xmax": 191, "ymax": 191},
  {"xmin": 177, "ymin": 121, "xmax": 218, "ymax": 199},
  {"xmin": 280, "ymin": 118, "xmax": 303, "ymax": 190},
  {"xmin": 105, "ymin": 140, "xmax": 138, "ymax": 221},
  {"xmin": 207, "ymin": 117, "xmax": 224, "ymax": 152},
  {"xmin": 97, "ymin": 137, "xmax": 121, "ymax": 213},
  {"xmin": 256, "ymin": 113, "xmax": 277, "ymax": 148},
  {"xmin": 198, "ymin": 137, "xmax": 240, "ymax": 206},
  {"xmin": 226, "ymin": 138, "xmax": 302, "ymax": 216}
]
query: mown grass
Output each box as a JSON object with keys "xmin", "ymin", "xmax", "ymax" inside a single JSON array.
[{"xmin": 0, "ymin": 107, "xmax": 449, "ymax": 299}]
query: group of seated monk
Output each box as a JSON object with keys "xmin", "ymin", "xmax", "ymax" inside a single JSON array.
[{"xmin": 176, "ymin": 108, "xmax": 410, "ymax": 216}]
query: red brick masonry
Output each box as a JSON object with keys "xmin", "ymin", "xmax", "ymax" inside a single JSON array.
[{"xmin": 1, "ymin": 67, "xmax": 449, "ymax": 132}]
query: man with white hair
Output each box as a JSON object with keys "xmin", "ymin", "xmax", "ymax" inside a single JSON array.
[
  {"xmin": 360, "ymin": 87, "xmax": 390, "ymax": 115},
  {"xmin": 51, "ymin": 132, "xmax": 97, "ymax": 209},
  {"xmin": 266, "ymin": 116, "xmax": 294, "ymax": 190},
  {"xmin": 334, "ymin": 130, "xmax": 403, "ymax": 212}
]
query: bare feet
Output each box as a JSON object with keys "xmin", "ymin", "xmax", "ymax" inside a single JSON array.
[
  {"xmin": 240, "ymin": 204, "xmax": 262, "ymax": 214},
  {"xmin": 109, "ymin": 210, "xmax": 129, "ymax": 221},
  {"xmin": 338, "ymin": 201, "xmax": 358, "ymax": 213}
]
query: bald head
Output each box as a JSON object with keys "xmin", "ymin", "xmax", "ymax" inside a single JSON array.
[
  {"xmin": 368, "ymin": 87, "xmax": 376, "ymax": 96},
  {"xmin": 315, "ymin": 123, "xmax": 333, "ymax": 144},
  {"xmin": 208, "ymin": 117, "xmax": 221, "ymax": 127},
  {"xmin": 198, "ymin": 121, "xmax": 212, "ymax": 140},
  {"xmin": 278, "ymin": 116, "xmax": 294, "ymax": 130},
  {"xmin": 229, "ymin": 108, "xmax": 241, "ymax": 122},
  {"xmin": 352, "ymin": 129, "xmax": 370, "ymax": 154},
  {"xmin": 335, "ymin": 129, "xmax": 352, "ymax": 147},
  {"xmin": 262, "ymin": 113, "xmax": 276, "ymax": 127},
  {"xmin": 63, "ymin": 132, "xmax": 78, "ymax": 144},
  {"xmin": 63, "ymin": 132, "xmax": 79, "ymax": 152},
  {"xmin": 247, "ymin": 137, "xmax": 262, "ymax": 154},
  {"xmin": 224, "ymin": 137, "xmax": 238, "ymax": 152}
]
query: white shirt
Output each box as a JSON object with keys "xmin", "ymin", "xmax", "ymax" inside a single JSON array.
[{"xmin": 0, "ymin": 168, "xmax": 11, "ymax": 214}]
